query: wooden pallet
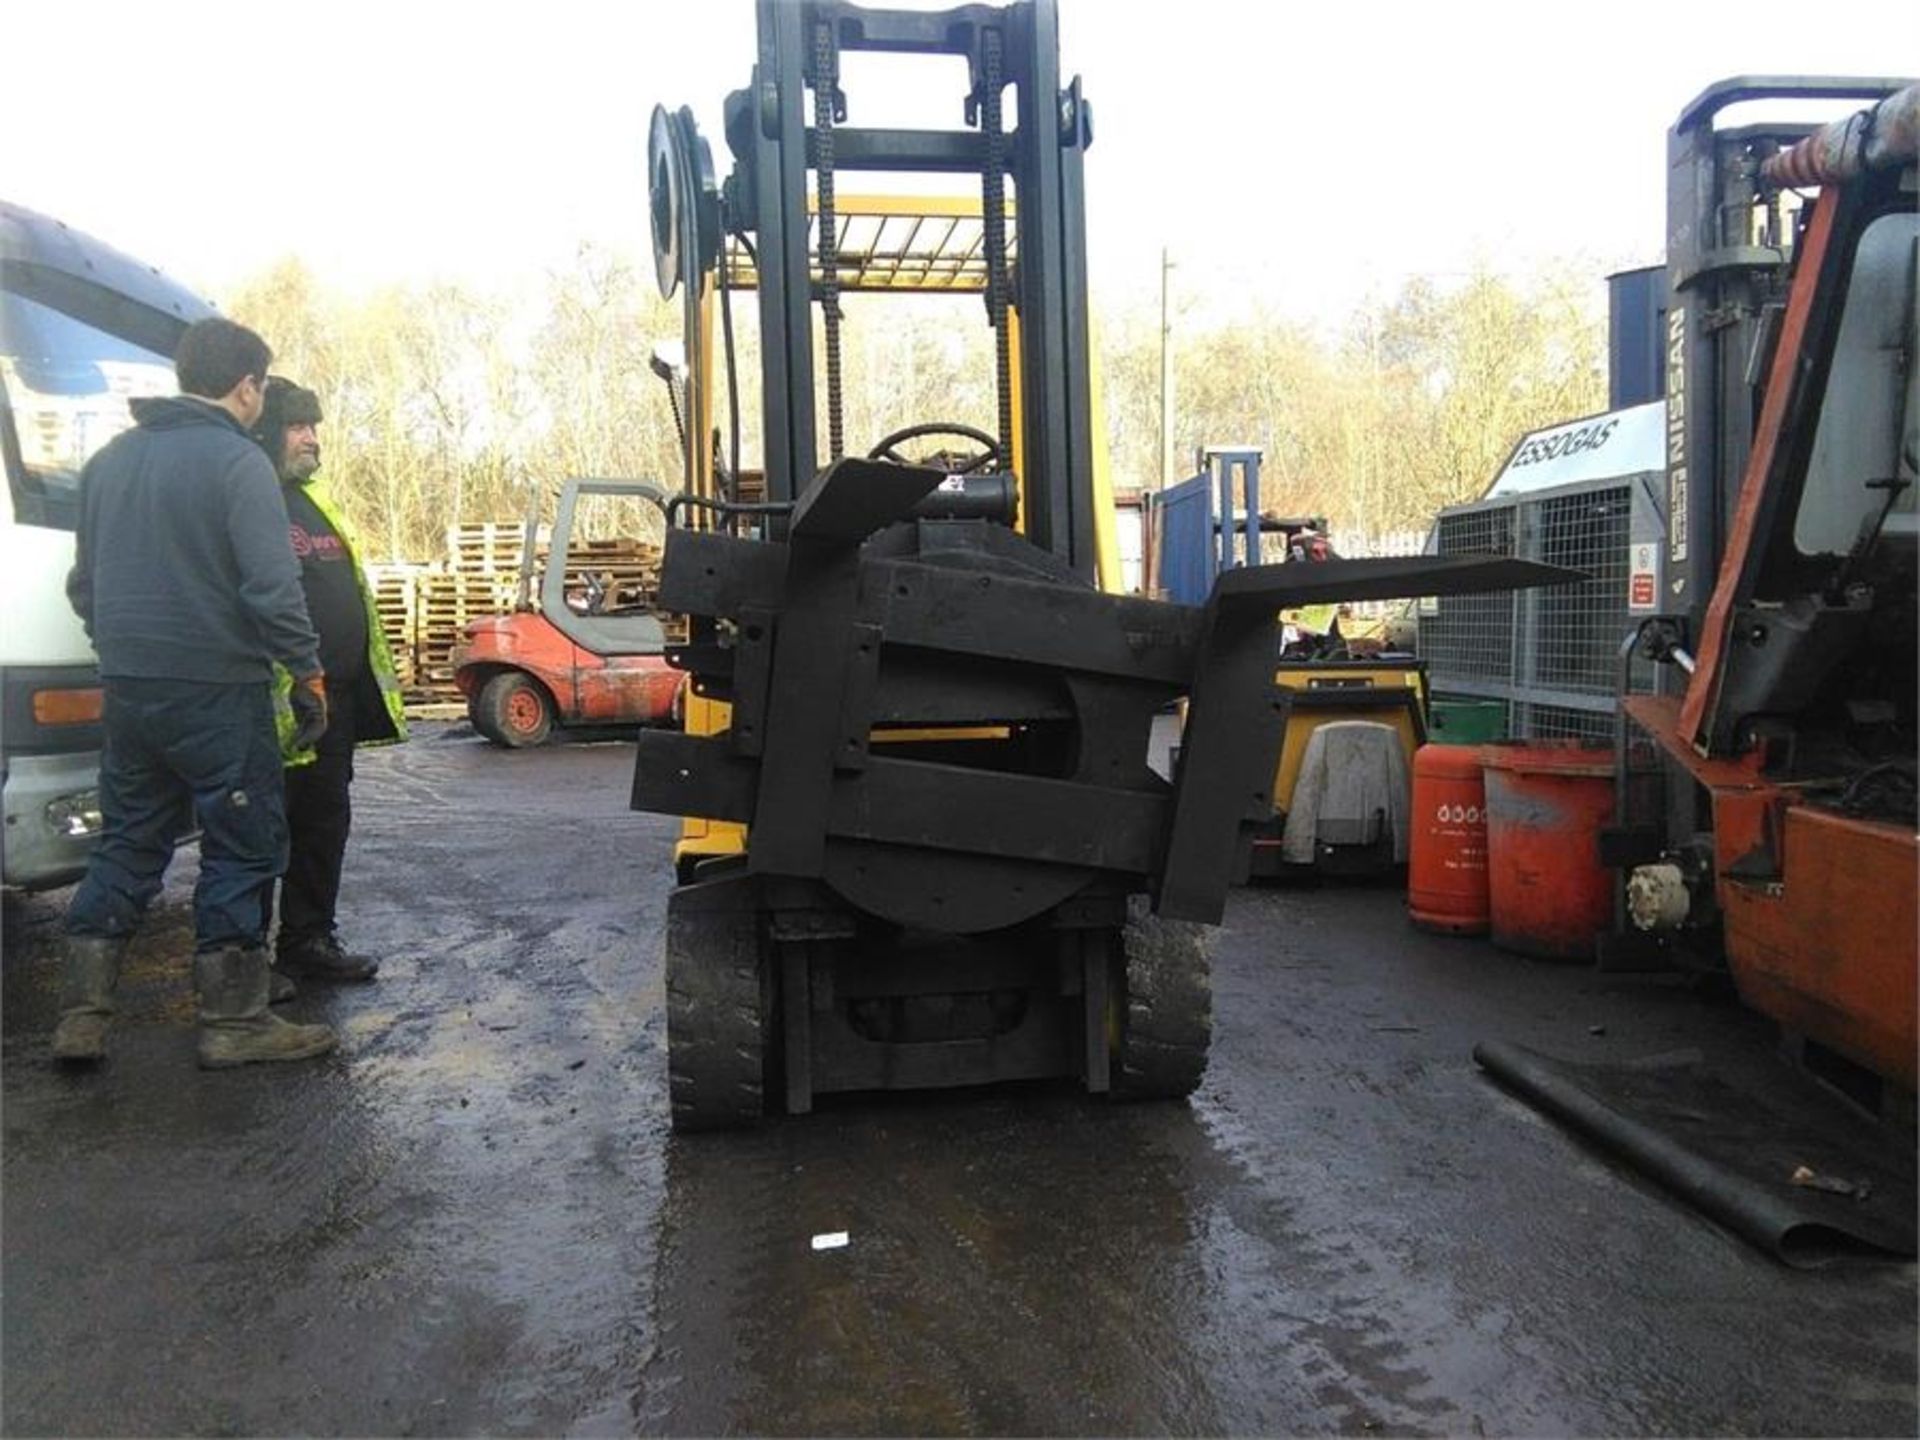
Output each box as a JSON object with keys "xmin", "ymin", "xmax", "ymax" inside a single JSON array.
[
  {"xmin": 544, "ymin": 537, "xmax": 665, "ymax": 613},
  {"xmin": 415, "ymin": 571, "xmax": 514, "ymax": 690},
  {"xmin": 362, "ymin": 562, "xmax": 426, "ymax": 688},
  {"xmin": 447, "ymin": 522, "xmax": 543, "ymax": 574}
]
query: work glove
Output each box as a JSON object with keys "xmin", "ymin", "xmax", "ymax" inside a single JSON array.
[{"xmin": 289, "ymin": 672, "xmax": 329, "ymax": 751}]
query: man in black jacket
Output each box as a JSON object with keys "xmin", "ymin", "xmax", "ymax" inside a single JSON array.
[
  {"xmin": 253, "ymin": 377, "xmax": 403, "ymax": 988},
  {"xmin": 53, "ymin": 318, "xmax": 337, "ymax": 1069}
]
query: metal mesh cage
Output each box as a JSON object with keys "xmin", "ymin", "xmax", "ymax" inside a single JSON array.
[
  {"xmin": 1421, "ymin": 507, "xmax": 1516, "ymax": 688},
  {"xmin": 1533, "ymin": 488, "xmax": 1631, "ymax": 696},
  {"xmin": 1424, "ymin": 477, "xmax": 1657, "ymax": 742},
  {"xmin": 1513, "ymin": 701, "xmax": 1616, "ymax": 744}
]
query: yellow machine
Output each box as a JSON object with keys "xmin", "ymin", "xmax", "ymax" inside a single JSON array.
[
  {"xmin": 1248, "ymin": 659, "xmax": 1427, "ymax": 878},
  {"xmin": 1172, "ymin": 655, "xmax": 1427, "ymax": 881}
]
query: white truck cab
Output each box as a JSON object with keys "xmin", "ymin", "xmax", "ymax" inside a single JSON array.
[{"xmin": 1, "ymin": 202, "xmax": 212, "ymax": 890}]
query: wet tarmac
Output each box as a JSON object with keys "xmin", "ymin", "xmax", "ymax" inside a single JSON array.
[{"xmin": 3, "ymin": 725, "xmax": 1914, "ymax": 1437}]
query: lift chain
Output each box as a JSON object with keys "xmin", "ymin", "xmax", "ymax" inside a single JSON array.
[
  {"xmin": 980, "ymin": 28, "xmax": 1014, "ymax": 468},
  {"xmin": 813, "ymin": 20, "xmax": 846, "ymax": 463}
]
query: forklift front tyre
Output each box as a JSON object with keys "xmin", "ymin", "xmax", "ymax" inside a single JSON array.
[
  {"xmin": 1113, "ymin": 900, "xmax": 1213, "ymax": 1101},
  {"xmin": 475, "ymin": 672, "xmax": 554, "ymax": 748},
  {"xmin": 665, "ymin": 885, "xmax": 774, "ymax": 1132}
]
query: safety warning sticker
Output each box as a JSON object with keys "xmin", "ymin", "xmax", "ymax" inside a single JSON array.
[{"xmin": 1628, "ymin": 542, "xmax": 1658, "ymax": 611}]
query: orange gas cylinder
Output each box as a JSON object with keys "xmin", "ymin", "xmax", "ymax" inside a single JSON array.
[
  {"xmin": 1481, "ymin": 744, "xmax": 1616, "ymax": 961},
  {"xmin": 1408, "ymin": 744, "xmax": 1490, "ymax": 934}
]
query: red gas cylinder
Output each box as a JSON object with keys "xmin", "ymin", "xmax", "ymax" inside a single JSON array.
[
  {"xmin": 1481, "ymin": 744, "xmax": 1616, "ymax": 961},
  {"xmin": 1408, "ymin": 744, "xmax": 1490, "ymax": 934}
]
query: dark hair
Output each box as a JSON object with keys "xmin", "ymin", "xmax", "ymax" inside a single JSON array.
[{"xmin": 174, "ymin": 318, "xmax": 272, "ymax": 400}]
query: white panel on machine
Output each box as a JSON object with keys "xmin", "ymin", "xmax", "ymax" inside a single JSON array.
[{"xmin": 1485, "ymin": 400, "xmax": 1665, "ymax": 499}]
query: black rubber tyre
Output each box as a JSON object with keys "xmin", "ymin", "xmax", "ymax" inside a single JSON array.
[
  {"xmin": 467, "ymin": 692, "xmax": 500, "ymax": 744},
  {"xmin": 1113, "ymin": 899, "xmax": 1213, "ymax": 1100},
  {"xmin": 475, "ymin": 671, "xmax": 553, "ymax": 748},
  {"xmin": 665, "ymin": 891, "xmax": 772, "ymax": 1132}
]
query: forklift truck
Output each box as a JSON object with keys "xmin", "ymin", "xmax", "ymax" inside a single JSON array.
[
  {"xmin": 451, "ymin": 478, "xmax": 682, "ymax": 747},
  {"xmin": 632, "ymin": 0, "xmax": 1567, "ymax": 1129},
  {"xmin": 1607, "ymin": 78, "xmax": 1918, "ymax": 1113}
]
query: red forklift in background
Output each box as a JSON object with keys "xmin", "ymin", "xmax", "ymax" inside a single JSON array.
[
  {"xmin": 452, "ymin": 477, "xmax": 681, "ymax": 747},
  {"xmin": 1607, "ymin": 78, "xmax": 1918, "ymax": 1115}
]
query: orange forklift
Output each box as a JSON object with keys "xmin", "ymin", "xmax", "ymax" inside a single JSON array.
[
  {"xmin": 1606, "ymin": 78, "xmax": 1918, "ymax": 1114},
  {"xmin": 451, "ymin": 477, "xmax": 681, "ymax": 747}
]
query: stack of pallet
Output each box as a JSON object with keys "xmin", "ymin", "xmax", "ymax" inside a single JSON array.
[
  {"xmin": 414, "ymin": 571, "xmax": 514, "ymax": 695},
  {"xmin": 555, "ymin": 536, "xmax": 666, "ymax": 612},
  {"xmin": 448, "ymin": 521, "xmax": 535, "ymax": 576},
  {"xmin": 362, "ymin": 563, "xmax": 427, "ymax": 691},
  {"xmin": 380, "ymin": 523, "xmax": 525, "ymax": 706}
]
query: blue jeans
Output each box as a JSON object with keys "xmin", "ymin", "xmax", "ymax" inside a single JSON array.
[{"xmin": 66, "ymin": 678, "xmax": 289, "ymax": 952}]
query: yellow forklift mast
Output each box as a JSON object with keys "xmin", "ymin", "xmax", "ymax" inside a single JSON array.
[{"xmin": 671, "ymin": 193, "xmax": 1126, "ymax": 881}]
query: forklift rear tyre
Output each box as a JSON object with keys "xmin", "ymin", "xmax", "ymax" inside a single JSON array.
[
  {"xmin": 475, "ymin": 672, "xmax": 553, "ymax": 748},
  {"xmin": 665, "ymin": 897, "xmax": 773, "ymax": 1132},
  {"xmin": 1113, "ymin": 901, "xmax": 1212, "ymax": 1100}
]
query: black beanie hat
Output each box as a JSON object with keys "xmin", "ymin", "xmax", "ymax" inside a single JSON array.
[
  {"xmin": 260, "ymin": 375, "xmax": 323, "ymax": 429},
  {"xmin": 253, "ymin": 375, "xmax": 323, "ymax": 465}
]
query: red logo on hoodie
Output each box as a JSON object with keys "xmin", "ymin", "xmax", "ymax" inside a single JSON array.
[{"xmin": 289, "ymin": 523, "xmax": 345, "ymax": 562}]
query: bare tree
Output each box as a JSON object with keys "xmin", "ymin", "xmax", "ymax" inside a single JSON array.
[{"xmin": 225, "ymin": 249, "xmax": 1605, "ymax": 563}]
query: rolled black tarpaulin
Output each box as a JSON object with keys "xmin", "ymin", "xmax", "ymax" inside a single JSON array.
[{"xmin": 1473, "ymin": 1040, "xmax": 1917, "ymax": 1266}]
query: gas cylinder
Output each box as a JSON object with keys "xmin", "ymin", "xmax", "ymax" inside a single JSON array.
[{"xmin": 1408, "ymin": 744, "xmax": 1490, "ymax": 935}]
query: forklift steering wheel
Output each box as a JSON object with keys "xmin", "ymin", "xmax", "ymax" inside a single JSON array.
[{"xmin": 866, "ymin": 422, "xmax": 1003, "ymax": 476}]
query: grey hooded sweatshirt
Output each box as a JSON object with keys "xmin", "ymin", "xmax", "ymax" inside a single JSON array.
[{"xmin": 67, "ymin": 395, "xmax": 321, "ymax": 683}]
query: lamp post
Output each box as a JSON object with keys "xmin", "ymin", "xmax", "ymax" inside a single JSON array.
[{"xmin": 1159, "ymin": 246, "xmax": 1175, "ymax": 490}]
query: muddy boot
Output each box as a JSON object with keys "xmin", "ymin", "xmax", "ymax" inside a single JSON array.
[
  {"xmin": 50, "ymin": 935, "xmax": 128, "ymax": 1064},
  {"xmin": 276, "ymin": 933, "xmax": 379, "ymax": 984},
  {"xmin": 195, "ymin": 946, "xmax": 337, "ymax": 1069},
  {"xmin": 190, "ymin": 960, "xmax": 291, "ymax": 1013}
]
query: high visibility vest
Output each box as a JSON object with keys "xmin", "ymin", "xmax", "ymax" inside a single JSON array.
[
  {"xmin": 1285, "ymin": 602, "xmax": 1341, "ymax": 635},
  {"xmin": 271, "ymin": 482, "xmax": 409, "ymax": 766}
]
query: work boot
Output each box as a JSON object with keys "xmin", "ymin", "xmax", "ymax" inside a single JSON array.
[
  {"xmin": 50, "ymin": 935, "xmax": 128, "ymax": 1064},
  {"xmin": 276, "ymin": 932, "xmax": 379, "ymax": 984},
  {"xmin": 269, "ymin": 968, "xmax": 298, "ymax": 1005},
  {"xmin": 194, "ymin": 946, "xmax": 338, "ymax": 1070}
]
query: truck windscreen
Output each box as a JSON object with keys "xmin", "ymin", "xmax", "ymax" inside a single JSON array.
[{"xmin": 1, "ymin": 290, "xmax": 175, "ymax": 531}]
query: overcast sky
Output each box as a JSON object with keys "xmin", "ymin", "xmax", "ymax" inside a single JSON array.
[{"xmin": 5, "ymin": 0, "xmax": 1912, "ymax": 327}]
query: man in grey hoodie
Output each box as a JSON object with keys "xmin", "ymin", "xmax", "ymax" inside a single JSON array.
[{"xmin": 52, "ymin": 317, "xmax": 337, "ymax": 1069}]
